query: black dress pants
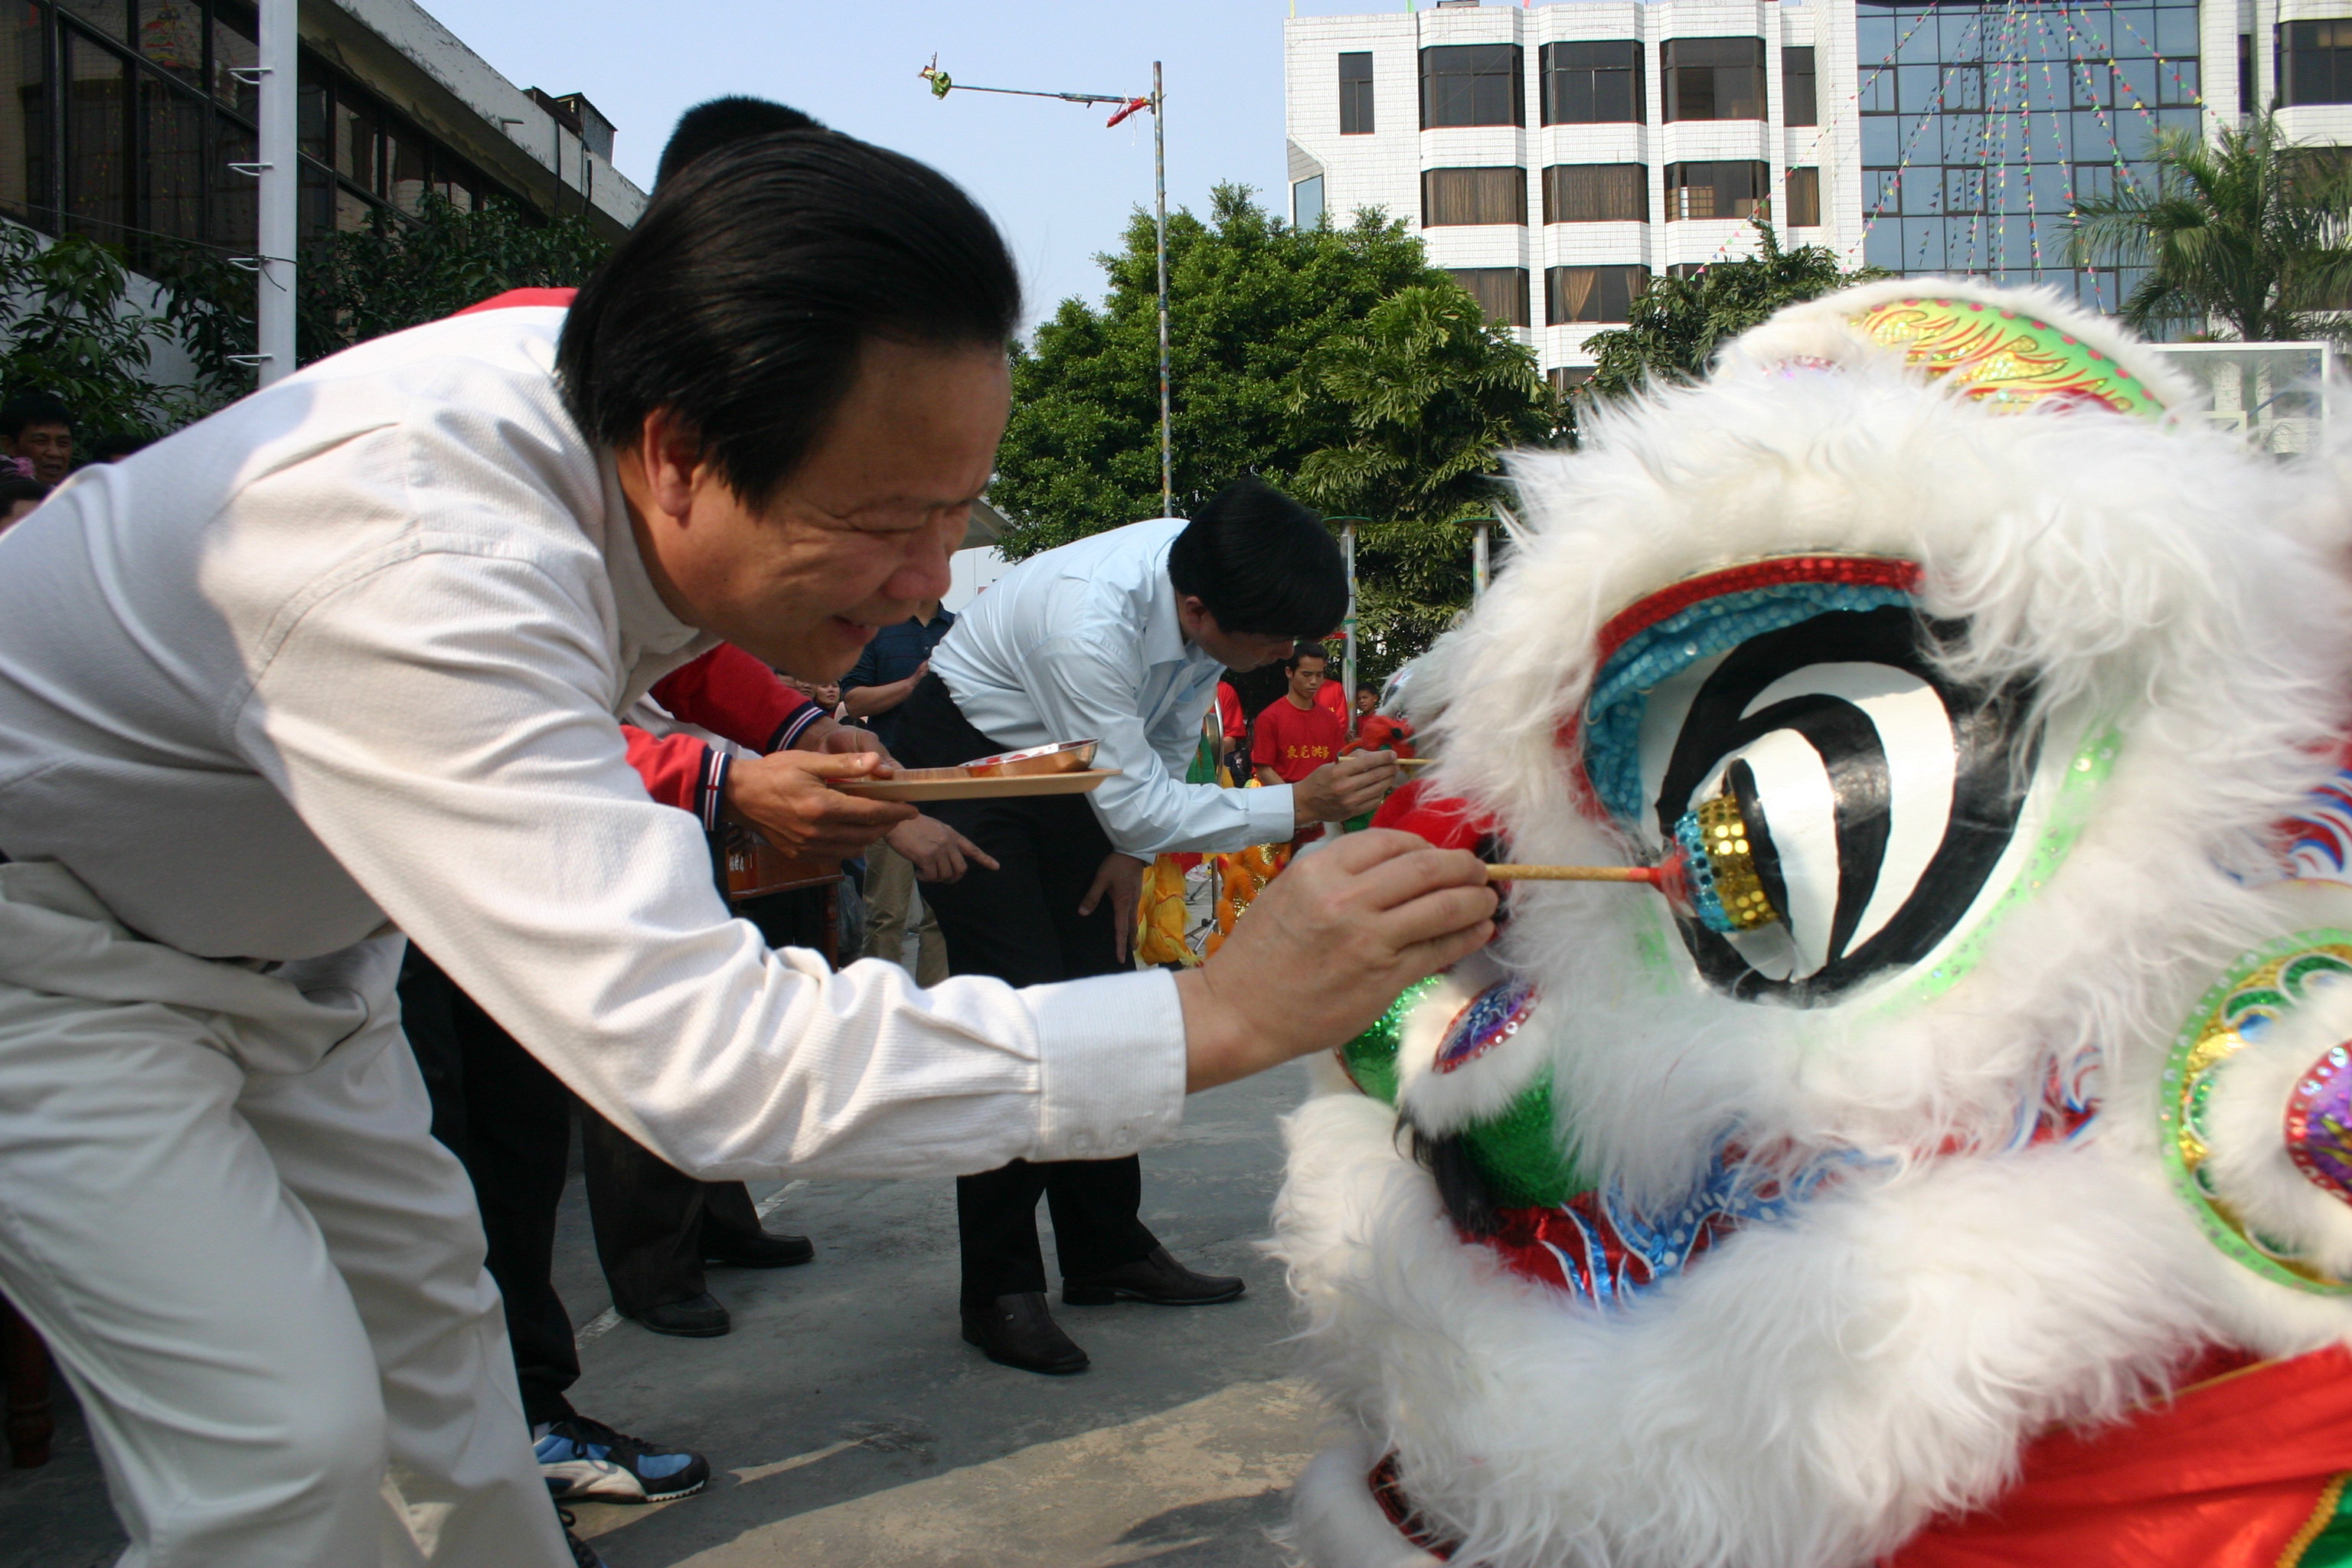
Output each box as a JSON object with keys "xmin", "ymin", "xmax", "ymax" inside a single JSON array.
[
  {"xmin": 577, "ymin": 1105, "xmax": 768, "ymax": 1318},
  {"xmin": 397, "ymin": 947, "xmax": 580, "ymax": 1428},
  {"xmin": 893, "ymin": 675, "xmax": 1161, "ymax": 1303},
  {"xmin": 401, "ymin": 946, "xmax": 775, "ymax": 1413}
]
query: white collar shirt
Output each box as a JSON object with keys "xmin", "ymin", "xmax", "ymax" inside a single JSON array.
[
  {"xmin": 930, "ymin": 518, "xmax": 1295, "ymax": 858},
  {"xmin": 0, "ymin": 308, "xmax": 1184, "ymax": 1180}
]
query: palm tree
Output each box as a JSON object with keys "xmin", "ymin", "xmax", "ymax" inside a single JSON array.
[{"xmin": 2068, "ymin": 113, "xmax": 2352, "ymax": 343}]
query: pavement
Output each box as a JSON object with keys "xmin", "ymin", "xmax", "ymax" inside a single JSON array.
[{"xmin": 0, "ymin": 1058, "xmax": 1328, "ymax": 1568}]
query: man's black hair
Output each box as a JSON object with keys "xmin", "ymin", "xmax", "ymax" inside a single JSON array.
[
  {"xmin": 0, "ymin": 392, "xmax": 71, "ymax": 442},
  {"xmin": 655, "ymin": 96, "xmax": 826, "ymax": 188},
  {"xmin": 0, "ymin": 475, "xmax": 47, "ymax": 505},
  {"xmin": 558, "ymin": 132, "xmax": 1019, "ymax": 505},
  {"xmin": 1168, "ymin": 478, "xmax": 1347, "ymax": 639},
  {"xmin": 87, "ymin": 431, "xmax": 151, "ymax": 463},
  {"xmin": 1286, "ymin": 639, "xmax": 1328, "ymax": 671}
]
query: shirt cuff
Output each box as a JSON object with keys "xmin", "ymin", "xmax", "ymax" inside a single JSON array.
[
  {"xmin": 1246, "ymin": 782, "xmax": 1296, "ymax": 841},
  {"xmin": 698, "ymin": 746, "xmax": 731, "ymax": 832},
  {"xmin": 1024, "ymin": 968, "xmax": 1188, "ymax": 1161}
]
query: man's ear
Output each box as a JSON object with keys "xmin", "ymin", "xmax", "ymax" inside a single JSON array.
[{"xmin": 631, "ymin": 407, "xmax": 705, "ymax": 522}]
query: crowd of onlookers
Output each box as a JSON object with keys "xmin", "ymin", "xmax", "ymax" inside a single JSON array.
[{"xmin": 0, "ymin": 393, "xmax": 154, "ymax": 534}]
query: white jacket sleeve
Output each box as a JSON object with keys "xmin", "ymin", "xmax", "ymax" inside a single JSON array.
[
  {"xmin": 238, "ymin": 551, "xmax": 1187, "ymax": 1181},
  {"xmin": 1018, "ymin": 632, "xmax": 1295, "ymax": 858}
]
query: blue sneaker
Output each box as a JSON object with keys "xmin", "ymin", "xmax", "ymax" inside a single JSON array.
[{"xmin": 535, "ymin": 1415, "xmax": 710, "ymax": 1504}]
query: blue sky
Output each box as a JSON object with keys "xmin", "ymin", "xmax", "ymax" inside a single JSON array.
[{"xmin": 418, "ymin": 0, "xmax": 1400, "ymax": 332}]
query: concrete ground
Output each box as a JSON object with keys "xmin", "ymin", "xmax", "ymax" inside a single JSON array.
[{"xmin": 0, "ymin": 1060, "xmax": 1327, "ymax": 1568}]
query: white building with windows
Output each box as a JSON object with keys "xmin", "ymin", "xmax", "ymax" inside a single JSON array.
[
  {"xmin": 1285, "ymin": 0, "xmax": 1862, "ymax": 385},
  {"xmin": 1288, "ymin": 0, "xmax": 2352, "ymax": 383}
]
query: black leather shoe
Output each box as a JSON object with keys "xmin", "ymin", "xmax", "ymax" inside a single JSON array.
[
  {"xmin": 1062, "ymin": 1246, "xmax": 1246, "ymax": 1307},
  {"xmin": 630, "ymin": 1291, "xmax": 730, "ymax": 1338},
  {"xmin": 702, "ymin": 1230, "xmax": 814, "ymax": 1269},
  {"xmin": 558, "ymin": 1508, "xmax": 607, "ymax": 1568},
  {"xmin": 960, "ymin": 1292, "xmax": 1089, "ymax": 1374}
]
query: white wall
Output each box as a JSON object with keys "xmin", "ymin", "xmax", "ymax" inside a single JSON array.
[{"xmin": 946, "ymin": 545, "xmax": 1010, "ymax": 613}]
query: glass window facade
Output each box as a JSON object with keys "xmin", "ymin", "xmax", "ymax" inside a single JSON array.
[
  {"xmin": 1857, "ymin": 0, "xmax": 2197, "ymax": 311},
  {"xmin": 1664, "ymin": 38, "xmax": 1767, "ymax": 121},
  {"xmin": 1784, "ymin": 46, "xmax": 1819, "ymax": 126},
  {"xmin": 1339, "ymin": 50, "xmax": 1374, "ymax": 134},
  {"xmin": 0, "ymin": 0, "xmax": 518, "ymax": 273},
  {"xmin": 1547, "ymin": 263, "xmax": 1649, "ymax": 323},
  {"xmin": 2280, "ymin": 21, "xmax": 2352, "ymax": 106},
  {"xmin": 1544, "ymin": 162, "xmax": 1647, "ymax": 223},
  {"xmin": 1420, "ymin": 44, "xmax": 1524, "ymax": 129},
  {"xmin": 1786, "ymin": 165, "xmax": 1822, "ymax": 226},
  {"xmin": 1541, "ymin": 41, "xmax": 1644, "ymax": 125},
  {"xmin": 1664, "ymin": 159, "xmax": 1771, "ymax": 220},
  {"xmin": 1450, "ymin": 264, "xmax": 1530, "ymax": 326},
  {"xmin": 1423, "ymin": 164, "xmax": 1526, "ymax": 226},
  {"xmin": 1292, "ymin": 173, "xmax": 1324, "ymax": 229}
]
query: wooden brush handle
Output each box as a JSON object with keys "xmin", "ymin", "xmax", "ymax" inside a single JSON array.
[{"xmin": 1484, "ymin": 864, "xmax": 1657, "ymax": 883}]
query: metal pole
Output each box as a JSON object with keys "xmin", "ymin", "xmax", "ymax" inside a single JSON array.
[
  {"xmin": 1154, "ymin": 60, "xmax": 1171, "ymax": 517},
  {"xmin": 253, "ymin": 0, "xmax": 296, "ymax": 384},
  {"xmin": 1472, "ymin": 519, "xmax": 1491, "ymax": 600}
]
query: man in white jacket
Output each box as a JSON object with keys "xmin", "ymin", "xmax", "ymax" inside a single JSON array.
[{"xmin": 0, "ymin": 131, "xmax": 1494, "ymax": 1566}]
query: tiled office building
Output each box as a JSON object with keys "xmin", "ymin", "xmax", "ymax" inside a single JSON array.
[
  {"xmin": 1285, "ymin": 0, "xmax": 1861, "ymax": 384},
  {"xmin": 0, "ymin": 0, "xmax": 641, "ymax": 281},
  {"xmin": 1289, "ymin": 0, "xmax": 2350, "ymax": 381}
]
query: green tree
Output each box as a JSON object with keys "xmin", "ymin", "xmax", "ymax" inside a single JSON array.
[
  {"xmin": 991, "ymin": 185, "xmax": 1459, "ymax": 557},
  {"xmin": 0, "ymin": 225, "xmax": 211, "ymax": 438},
  {"xmin": 1579, "ymin": 222, "xmax": 1884, "ymax": 404},
  {"xmin": 1290, "ymin": 283, "xmax": 1557, "ymax": 677},
  {"xmin": 2068, "ymin": 113, "xmax": 2352, "ymax": 344}
]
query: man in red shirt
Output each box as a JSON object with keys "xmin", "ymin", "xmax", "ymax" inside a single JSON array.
[{"xmin": 1254, "ymin": 642, "xmax": 1350, "ymax": 788}]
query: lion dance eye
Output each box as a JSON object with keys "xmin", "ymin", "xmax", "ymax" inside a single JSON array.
[{"xmin": 1644, "ymin": 605, "xmax": 2038, "ymax": 1005}]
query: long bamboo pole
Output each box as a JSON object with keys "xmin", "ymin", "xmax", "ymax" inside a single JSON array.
[{"xmin": 1483, "ymin": 864, "xmax": 1664, "ymax": 883}]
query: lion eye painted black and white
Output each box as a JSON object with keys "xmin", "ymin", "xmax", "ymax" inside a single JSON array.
[{"xmin": 1644, "ymin": 606, "xmax": 2039, "ymax": 1005}]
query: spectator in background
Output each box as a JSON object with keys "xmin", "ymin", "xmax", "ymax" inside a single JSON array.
[
  {"xmin": 0, "ymin": 476, "xmax": 46, "ymax": 534},
  {"xmin": 843, "ymin": 597, "xmax": 958, "ymax": 985},
  {"xmin": 1253, "ymin": 642, "xmax": 1348, "ymax": 792},
  {"xmin": 0, "ymin": 393, "xmax": 71, "ymax": 485},
  {"xmin": 1355, "ymin": 684, "xmax": 1377, "ymax": 720},
  {"xmin": 87, "ymin": 431, "xmax": 151, "ymax": 464},
  {"xmin": 1216, "ymin": 678, "xmax": 1246, "ymax": 782},
  {"xmin": 1314, "ymin": 658, "xmax": 1349, "ymax": 725}
]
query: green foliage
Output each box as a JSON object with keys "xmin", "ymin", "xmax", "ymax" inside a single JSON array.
[
  {"xmin": 153, "ymin": 194, "xmax": 611, "ymax": 395},
  {"xmin": 1579, "ymin": 223, "xmax": 1885, "ymax": 405},
  {"xmin": 993, "ymin": 185, "xmax": 1467, "ymax": 557},
  {"xmin": 0, "ymin": 225, "xmax": 211, "ymax": 438},
  {"xmin": 1290, "ymin": 284, "xmax": 1557, "ymax": 679},
  {"xmin": 993, "ymin": 185, "xmax": 1555, "ymax": 677},
  {"xmin": 2068, "ymin": 113, "xmax": 2352, "ymax": 344}
]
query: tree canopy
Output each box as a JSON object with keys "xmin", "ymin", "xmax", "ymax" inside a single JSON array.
[
  {"xmin": 991, "ymin": 184, "xmax": 1555, "ymax": 679},
  {"xmin": 2068, "ymin": 113, "xmax": 2352, "ymax": 344},
  {"xmin": 1578, "ymin": 222, "xmax": 1884, "ymax": 405}
]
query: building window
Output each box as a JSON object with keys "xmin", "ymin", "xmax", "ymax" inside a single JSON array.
[
  {"xmin": 2280, "ymin": 21, "xmax": 2352, "ymax": 106},
  {"xmin": 1785, "ymin": 165, "xmax": 1821, "ymax": 227},
  {"xmin": 1542, "ymin": 163, "xmax": 1647, "ymax": 223},
  {"xmin": 1340, "ymin": 51, "xmax": 1374, "ymax": 133},
  {"xmin": 1663, "ymin": 38, "xmax": 1766, "ymax": 121},
  {"xmin": 1450, "ymin": 266, "xmax": 1530, "ymax": 326},
  {"xmin": 1664, "ymin": 160, "xmax": 1770, "ymax": 220},
  {"xmin": 1547, "ymin": 264, "xmax": 1649, "ymax": 323},
  {"xmin": 1423, "ymin": 165, "xmax": 1525, "ymax": 226},
  {"xmin": 2243, "ymin": 34, "xmax": 2256, "ymax": 110},
  {"xmin": 1547, "ymin": 365, "xmax": 1594, "ymax": 395},
  {"xmin": 1292, "ymin": 174, "xmax": 1325, "ymax": 229},
  {"xmin": 1540, "ymin": 41, "xmax": 1643, "ymax": 125},
  {"xmin": 1782, "ymin": 47, "xmax": 1818, "ymax": 126},
  {"xmin": 1420, "ymin": 44, "xmax": 1524, "ymax": 129}
]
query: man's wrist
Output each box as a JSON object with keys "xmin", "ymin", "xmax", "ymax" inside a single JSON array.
[{"xmin": 1174, "ymin": 969, "xmax": 1256, "ymax": 1093}]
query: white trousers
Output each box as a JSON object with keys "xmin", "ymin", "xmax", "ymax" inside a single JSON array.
[{"xmin": 0, "ymin": 861, "xmax": 566, "ymax": 1566}]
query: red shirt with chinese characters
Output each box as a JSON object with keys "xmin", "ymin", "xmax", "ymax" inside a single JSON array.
[{"xmin": 1252, "ymin": 696, "xmax": 1345, "ymax": 784}]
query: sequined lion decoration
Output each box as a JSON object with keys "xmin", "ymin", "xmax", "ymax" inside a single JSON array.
[{"xmin": 1272, "ymin": 277, "xmax": 2352, "ymax": 1568}]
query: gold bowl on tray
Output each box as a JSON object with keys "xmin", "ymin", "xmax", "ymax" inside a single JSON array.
[{"xmin": 962, "ymin": 739, "xmax": 1100, "ymax": 777}]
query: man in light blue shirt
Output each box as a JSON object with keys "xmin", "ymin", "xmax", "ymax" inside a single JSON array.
[{"xmin": 897, "ymin": 478, "xmax": 1397, "ymax": 1374}]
